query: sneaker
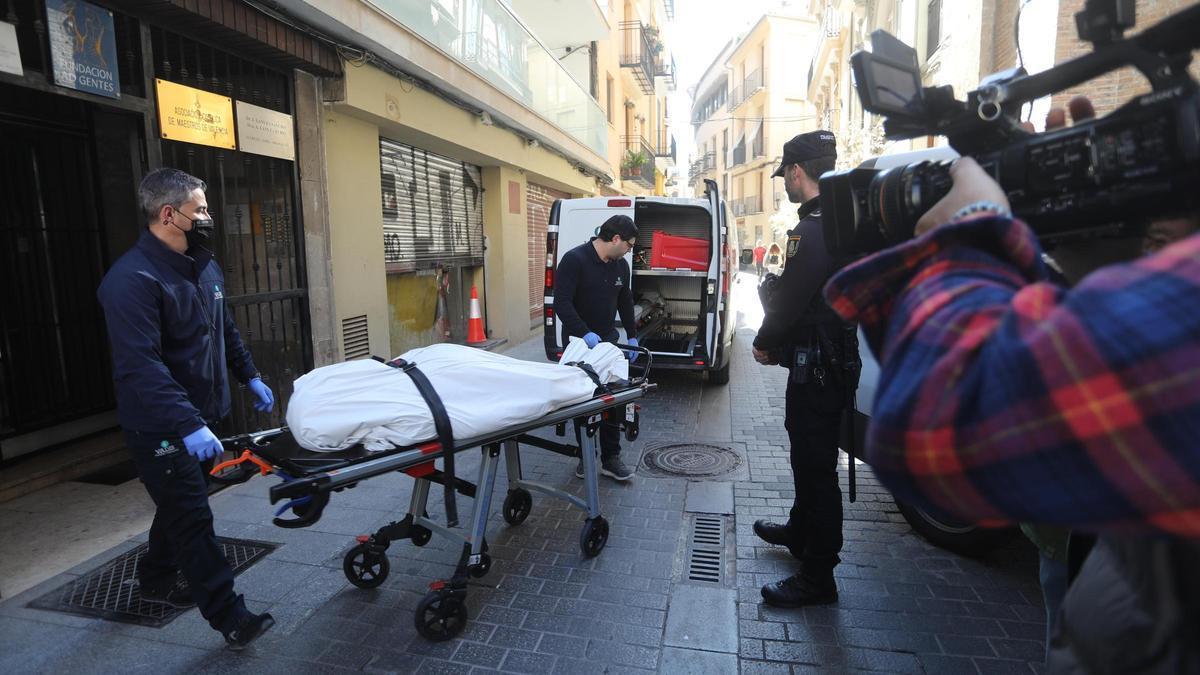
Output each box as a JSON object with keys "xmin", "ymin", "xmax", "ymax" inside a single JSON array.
[
  {"xmin": 139, "ymin": 581, "xmax": 196, "ymax": 609},
  {"xmin": 599, "ymin": 457, "xmax": 635, "ymax": 481},
  {"xmin": 760, "ymin": 572, "xmax": 838, "ymax": 608},
  {"xmin": 575, "ymin": 459, "xmax": 585, "ymax": 479},
  {"xmin": 223, "ymin": 612, "xmax": 275, "ymax": 651}
]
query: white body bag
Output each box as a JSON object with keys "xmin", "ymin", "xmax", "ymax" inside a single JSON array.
[{"xmin": 286, "ymin": 340, "xmax": 628, "ymax": 452}]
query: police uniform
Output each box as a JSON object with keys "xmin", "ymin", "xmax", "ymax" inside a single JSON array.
[{"xmin": 753, "ymin": 131, "xmax": 857, "ymax": 607}]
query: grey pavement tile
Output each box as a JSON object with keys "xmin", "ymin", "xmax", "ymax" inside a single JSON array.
[
  {"xmin": 417, "ymin": 659, "xmax": 474, "ymax": 674},
  {"xmin": 584, "ymin": 639, "xmax": 661, "ymax": 670},
  {"xmin": 487, "ymin": 626, "xmax": 541, "ymax": 651},
  {"xmin": 235, "ymin": 558, "xmax": 327, "ymax": 604},
  {"xmin": 920, "ymin": 654, "xmax": 982, "ymax": 675},
  {"xmin": 988, "ymin": 637, "xmax": 1046, "ymax": 662},
  {"xmin": 664, "ymin": 585, "xmax": 737, "ymax": 653},
  {"xmin": 365, "ymin": 650, "xmax": 426, "ymax": 673},
  {"xmin": 535, "ymin": 633, "xmax": 587, "ymax": 658},
  {"xmin": 999, "ymin": 620, "xmax": 1046, "ymax": 641},
  {"xmin": 739, "ymin": 638, "xmax": 764, "ymax": 660},
  {"xmin": 783, "ymin": 623, "xmax": 838, "ymax": 645},
  {"xmin": 499, "ymin": 649, "xmax": 557, "ymax": 674},
  {"xmin": 939, "ymin": 634, "xmax": 999, "ymax": 658},
  {"xmin": 660, "ymin": 646, "xmax": 738, "ymax": 674},
  {"xmin": 836, "ymin": 626, "xmax": 941, "ymax": 654},
  {"xmin": 452, "ymin": 641, "xmax": 508, "ymax": 668},
  {"xmin": 738, "ymin": 660, "xmax": 792, "ymax": 675},
  {"xmin": 738, "ymin": 619, "xmax": 786, "ymax": 641}
]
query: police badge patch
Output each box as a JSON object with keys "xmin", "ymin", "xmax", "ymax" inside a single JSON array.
[{"xmin": 786, "ymin": 236, "xmax": 801, "ymax": 258}]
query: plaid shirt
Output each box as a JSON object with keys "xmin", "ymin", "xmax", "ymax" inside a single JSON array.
[{"xmin": 823, "ymin": 215, "xmax": 1200, "ymax": 537}]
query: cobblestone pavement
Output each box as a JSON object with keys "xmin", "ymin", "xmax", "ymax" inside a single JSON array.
[{"xmin": 0, "ymin": 287, "xmax": 1046, "ymax": 673}]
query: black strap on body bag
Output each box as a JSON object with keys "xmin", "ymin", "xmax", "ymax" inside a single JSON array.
[{"xmin": 379, "ymin": 356, "xmax": 460, "ymax": 527}]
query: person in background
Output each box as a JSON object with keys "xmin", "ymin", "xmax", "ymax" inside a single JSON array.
[
  {"xmin": 98, "ymin": 168, "xmax": 276, "ymax": 650},
  {"xmin": 552, "ymin": 214, "xmax": 639, "ymax": 481},
  {"xmin": 754, "ymin": 239, "xmax": 767, "ymax": 278}
]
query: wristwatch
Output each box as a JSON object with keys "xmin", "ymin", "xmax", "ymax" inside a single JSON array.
[{"xmin": 950, "ymin": 200, "xmax": 1012, "ymax": 223}]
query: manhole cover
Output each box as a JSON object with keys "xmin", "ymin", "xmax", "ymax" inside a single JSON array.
[{"xmin": 641, "ymin": 444, "xmax": 742, "ymax": 478}]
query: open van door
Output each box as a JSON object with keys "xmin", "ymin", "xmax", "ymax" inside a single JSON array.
[{"xmin": 703, "ymin": 179, "xmax": 722, "ymax": 371}]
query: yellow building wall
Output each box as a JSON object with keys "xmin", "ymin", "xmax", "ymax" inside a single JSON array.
[
  {"xmin": 323, "ymin": 109, "xmax": 391, "ymax": 361},
  {"xmin": 320, "ymin": 63, "xmax": 597, "ymax": 351}
]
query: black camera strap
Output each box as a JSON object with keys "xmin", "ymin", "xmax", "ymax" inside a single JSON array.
[{"xmin": 384, "ymin": 357, "xmax": 459, "ymax": 527}]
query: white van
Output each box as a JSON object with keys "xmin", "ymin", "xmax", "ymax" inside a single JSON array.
[{"xmin": 542, "ymin": 180, "xmax": 737, "ymax": 384}]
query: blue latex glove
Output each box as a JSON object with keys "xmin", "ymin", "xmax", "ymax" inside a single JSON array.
[
  {"xmin": 626, "ymin": 337, "xmax": 639, "ymax": 362},
  {"xmin": 582, "ymin": 332, "xmax": 601, "ymax": 349},
  {"xmin": 183, "ymin": 426, "xmax": 223, "ymax": 462},
  {"xmin": 249, "ymin": 377, "xmax": 274, "ymax": 412}
]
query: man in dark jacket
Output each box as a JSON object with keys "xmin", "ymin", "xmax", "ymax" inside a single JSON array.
[
  {"xmin": 97, "ymin": 168, "xmax": 275, "ymax": 650},
  {"xmin": 552, "ymin": 214, "xmax": 638, "ymax": 481}
]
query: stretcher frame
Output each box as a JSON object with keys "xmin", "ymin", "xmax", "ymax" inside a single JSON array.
[{"xmin": 213, "ymin": 350, "xmax": 653, "ymax": 641}]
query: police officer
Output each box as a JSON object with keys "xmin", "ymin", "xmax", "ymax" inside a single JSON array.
[
  {"xmin": 97, "ymin": 168, "xmax": 275, "ymax": 649},
  {"xmin": 752, "ymin": 131, "xmax": 856, "ymax": 607}
]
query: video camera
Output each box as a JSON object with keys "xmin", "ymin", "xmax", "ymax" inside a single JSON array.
[{"xmin": 820, "ymin": 0, "xmax": 1200, "ymax": 259}]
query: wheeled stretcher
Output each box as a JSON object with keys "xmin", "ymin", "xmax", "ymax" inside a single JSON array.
[{"xmin": 211, "ymin": 348, "xmax": 653, "ymax": 641}]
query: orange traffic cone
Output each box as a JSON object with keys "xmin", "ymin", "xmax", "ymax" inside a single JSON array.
[{"xmin": 467, "ymin": 285, "xmax": 487, "ymax": 344}]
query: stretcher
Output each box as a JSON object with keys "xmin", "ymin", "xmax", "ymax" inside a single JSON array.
[{"xmin": 210, "ymin": 348, "xmax": 653, "ymax": 642}]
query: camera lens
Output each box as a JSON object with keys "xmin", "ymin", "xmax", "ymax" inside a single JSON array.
[{"xmin": 868, "ymin": 161, "xmax": 954, "ymax": 244}]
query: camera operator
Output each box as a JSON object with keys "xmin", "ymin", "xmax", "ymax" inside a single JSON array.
[
  {"xmin": 751, "ymin": 131, "xmax": 859, "ymax": 608},
  {"xmin": 821, "ymin": 105, "xmax": 1200, "ymax": 670}
]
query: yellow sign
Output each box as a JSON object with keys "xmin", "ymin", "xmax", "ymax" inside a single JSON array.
[{"xmin": 155, "ymin": 79, "xmax": 236, "ymax": 149}]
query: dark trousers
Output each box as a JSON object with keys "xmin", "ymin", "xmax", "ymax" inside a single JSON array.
[
  {"xmin": 126, "ymin": 431, "xmax": 246, "ymax": 632},
  {"xmin": 574, "ymin": 417, "xmax": 621, "ymax": 461},
  {"xmin": 783, "ymin": 376, "xmax": 846, "ymax": 574}
]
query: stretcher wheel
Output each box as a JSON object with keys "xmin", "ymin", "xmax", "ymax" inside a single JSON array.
[
  {"xmin": 415, "ymin": 590, "xmax": 468, "ymax": 642},
  {"xmin": 502, "ymin": 489, "xmax": 533, "ymax": 525},
  {"xmin": 343, "ymin": 544, "xmax": 389, "ymax": 589},
  {"xmin": 579, "ymin": 516, "xmax": 609, "ymax": 558},
  {"xmin": 468, "ymin": 553, "xmax": 492, "ymax": 578},
  {"xmin": 410, "ymin": 525, "xmax": 432, "ymax": 547}
]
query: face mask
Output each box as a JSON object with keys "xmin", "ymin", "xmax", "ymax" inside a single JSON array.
[{"xmin": 172, "ymin": 209, "xmax": 216, "ymax": 248}]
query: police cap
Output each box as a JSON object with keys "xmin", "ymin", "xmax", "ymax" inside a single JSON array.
[{"xmin": 770, "ymin": 130, "xmax": 837, "ymax": 178}]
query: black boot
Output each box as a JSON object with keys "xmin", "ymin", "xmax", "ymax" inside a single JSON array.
[
  {"xmin": 223, "ymin": 612, "xmax": 275, "ymax": 651},
  {"xmin": 760, "ymin": 570, "xmax": 838, "ymax": 608},
  {"xmin": 753, "ymin": 520, "xmax": 804, "ymax": 559}
]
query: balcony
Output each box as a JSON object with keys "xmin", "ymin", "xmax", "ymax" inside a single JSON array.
[
  {"xmin": 688, "ymin": 151, "xmax": 716, "ymax": 183},
  {"xmin": 743, "ymin": 194, "xmax": 763, "ymax": 215},
  {"xmin": 652, "ymin": 131, "xmax": 675, "ymax": 161},
  {"xmin": 620, "ymin": 21, "xmax": 660, "ymax": 95},
  {"xmin": 729, "ymin": 68, "xmax": 763, "ymax": 112},
  {"xmin": 729, "ymin": 136, "xmax": 746, "ymax": 168},
  {"xmin": 807, "ymin": 4, "xmax": 843, "ymax": 97},
  {"xmin": 750, "ymin": 118, "xmax": 765, "ymax": 159},
  {"xmin": 621, "ymin": 135, "xmax": 656, "ymax": 188},
  {"xmin": 365, "ymin": 0, "xmax": 607, "ymax": 157},
  {"xmin": 664, "ymin": 0, "xmax": 675, "ymax": 21},
  {"xmin": 657, "ymin": 53, "xmax": 677, "ymax": 91}
]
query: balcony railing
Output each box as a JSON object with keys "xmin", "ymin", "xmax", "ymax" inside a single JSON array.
[
  {"xmin": 621, "ymin": 135, "xmax": 656, "ymax": 188},
  {"xmin": 730, "ymin": 137, "xmax": 746, "ymax": 167},
  {"xmin": 730, "ymin": 68, "xmax": 763, "ymax": 111},
  {"xmin": 807, "ymin": 4, "xmax": 842, "ymax": 92},
  {"xmin": 652, "ymin": 131, "xmax": 675, "ymax": 160},
  {"xmin": 620, "ymin": 21, "xmax": 658, "ymax": 95},
  {"xmin": 366, "ymin": 0, "xmax": 607, "ymax": 158},
  {"xmin": 750, "ymin": 119, "xmax": 765, "ymax": 158},
  {"xmin": 732, "ymin": 200, "xmax": 746, "ymax": 217},
  {"xmin": 657, "ymin": 53, "xmax": 676, "ymax": 91},
  {"xmin": 743, "ymin": 194, "xmax": 763, "ymax": 215},
  {"xmin": 688, "ymin": 151, "xmax": 716, "ymax": 183},
  {"xmin": 727, "ymin": 84, "xmax": 742, "ymax": 112}
]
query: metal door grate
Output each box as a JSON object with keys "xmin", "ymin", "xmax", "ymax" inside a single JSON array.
[
  {"xmin": 687, "ymin": 515, "xmax": 726, "ymax": 584},
  {"xmin": 342, "ymin": 315, "xmax": 370, "ymax": 360},
  {"xmin": 28, "ymin": 538, "xmax": 277, "ymax": 627}
]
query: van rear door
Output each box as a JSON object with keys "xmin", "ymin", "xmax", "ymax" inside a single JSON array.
[
  {"xmin": 704, "ymin": 179, "xmax": 722, "ymax": 367},
  {"xmin": 546, "ymin": 197, "xmax": 636, "ymax": 353}
]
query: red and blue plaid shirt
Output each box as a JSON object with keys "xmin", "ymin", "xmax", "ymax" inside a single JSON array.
[{"xmin": 824, "ymin": 215, "xmax": 1200, "ymax": 537}]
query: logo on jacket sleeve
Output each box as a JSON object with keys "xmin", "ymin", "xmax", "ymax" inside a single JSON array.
[
  {"xmin": 155, "ymin": 440, "xmax": 180, "ymax": 456},
  {"xmin": 213, "ymin": 284, "xmax": 223, "ymax": 300},
  {"xmin": 787, "ymin": 236, "xmax": 801, "ymax": 258}
]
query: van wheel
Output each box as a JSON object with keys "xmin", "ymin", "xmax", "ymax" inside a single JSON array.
[
  {"xmin": 896, "ymin": 501, "xmax": 1015, "ymax": 557},
  {"xmin": 708, "ymin": 359, "xmax": 731, "ymax": 385}
]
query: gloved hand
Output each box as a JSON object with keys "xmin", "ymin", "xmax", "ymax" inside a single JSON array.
[
  {"xmin": 249, "ymin": 377, "xmax": 274, "ymax": 413},
  {"xmin": 626, "ymin": 337, "xmax": 639, "ymax": 362},
  {"xmin": 183, "ymin": 426, "xmax": 223, "ymax": 462},
  {"xmin": 582, "ymin": 332, "xmax": 601, "ymax": 349}
]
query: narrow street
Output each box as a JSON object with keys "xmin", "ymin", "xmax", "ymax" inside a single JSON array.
[{"xmin": 0, "ymin": 273, "xmax": 1045, "ymax": 674}]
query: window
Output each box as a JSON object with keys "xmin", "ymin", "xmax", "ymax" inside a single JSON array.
[
  {"xmin": 606, "ymin": 74, "xmax": 614, "ymax": 124},
  {"xmin": 926, "ymin": 0, "xmax": 942, "ymax": 59}
]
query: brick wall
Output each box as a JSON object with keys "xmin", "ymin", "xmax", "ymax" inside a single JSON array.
[
  {"xmin": 1052, "ymin": 0, "xmax": 1200, "ymax": 114},
  {"xmin": 527, "ymin": 182, "xmax": 571, "ymax": 327}
]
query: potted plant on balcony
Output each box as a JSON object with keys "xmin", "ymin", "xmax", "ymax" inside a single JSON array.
[
  {"xmin": 643, "ymin": 24, "xmax": 664, "ymax": 56},
  {"xmin": 622, "ymin": 149, "xmax": 648, "ymax": 176}
]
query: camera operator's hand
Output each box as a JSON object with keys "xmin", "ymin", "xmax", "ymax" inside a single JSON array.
[{"xmin": 914, "ymin": 158, "xmax": 1011, "ymax": 237}]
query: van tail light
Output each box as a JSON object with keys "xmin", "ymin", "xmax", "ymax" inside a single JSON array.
[
  {"xmin": 607, "ymin": 199, "xmax": 631, "ymax": 207},
  {"xmin": 544, "ymin": 232, "xmax": 558, "ymax": 292},
  {"xmin": 721, "ymin": 243, "xmax": 731, "ymax": 296}
]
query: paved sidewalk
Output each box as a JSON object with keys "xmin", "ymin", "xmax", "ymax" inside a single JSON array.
[{"xmin": 0, "ymin": 320, "xmax": 1045, "ymax": 674}]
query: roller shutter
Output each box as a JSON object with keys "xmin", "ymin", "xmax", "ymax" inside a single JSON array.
[{"xmin": 380, "ymin": 139, "xmax": 484, "ymax": 271}]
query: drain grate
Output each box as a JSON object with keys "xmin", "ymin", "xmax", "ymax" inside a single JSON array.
[
  {"xmin": 28, "ymin": 537, "xmax": 277, "ymax": 627},
  {"xmin": 686, "ymin": 515, "xmax": 726, "ymax": 584},
  {"xmin": 641, "ymin": 443, "xmax": 742, "ymax": 478}
]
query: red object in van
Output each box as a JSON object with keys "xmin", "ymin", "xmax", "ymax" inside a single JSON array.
[{"xmin": 650, "ymin": 233, "xmax": 709, "ymax": 271}]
